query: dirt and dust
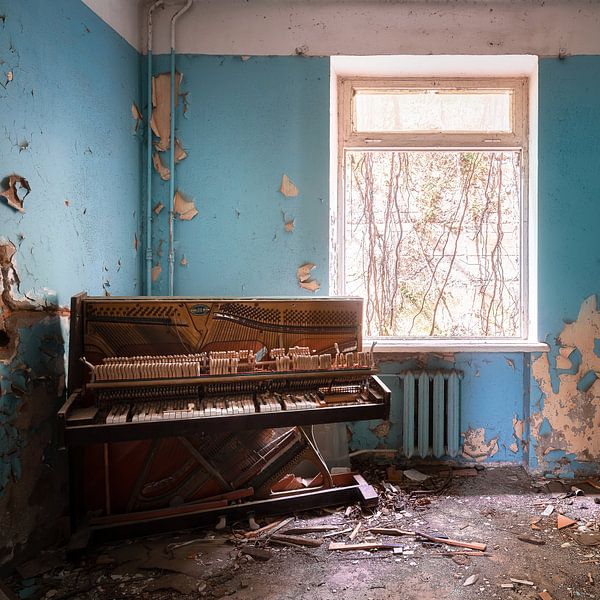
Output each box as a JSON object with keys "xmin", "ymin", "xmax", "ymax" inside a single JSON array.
[{"xmin": 5, "ymin": 465, "xmax": 600, "ymax": 600}]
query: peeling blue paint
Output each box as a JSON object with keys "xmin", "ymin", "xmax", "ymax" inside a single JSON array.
[
  {"xmin": 576, "ymin": 370, "xmax": 597, "ymax": 392},
  {"xmin": 538, "ymin": 417, "xmax": 553, "ymax": 437},
  {"xmin": 146, "ymin": 55, "xmax": 329, "ymax": 297},
  {"xmin": 530, "ymin": 56, "xmax": 600, "ymax": 476},
  {"xmin": 0, "ymin": 0, "xmax": 141, "ymax": 304},
  {"xmin": 0, "ymin": 0, "xmax": 141, "ymax": 557}
]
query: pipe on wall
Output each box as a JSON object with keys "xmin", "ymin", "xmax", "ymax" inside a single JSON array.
[
  {"xmin": 145, "ymin": 0, "xmax": 164, "ymax": 296},
  {"xmin": 168, "ymin": 0, "xmax": 193, "ymax": 296}
]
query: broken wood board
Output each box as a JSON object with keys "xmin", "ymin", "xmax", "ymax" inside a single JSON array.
[
  {"xmin": 328, "ymin": 542, "xmax": 400, "ymax": 551},
  {"xmin": 282, "ymin": 525, "xmax": 338, "ymax": 535},
  {"xmin": 280, "ymin": 174, "xmax": 299, "ymax": 197},
  {"xmin": 151, "ymin": 72, "xmax": 183, "ymax": 151},
  {"xmin": 517, "ymin": 535, "xmax": 545, "ymax": 546},
  {"xmin": 269, "ymin": 533, "xmax": 322, "ymax": 547},
  {"xmin": 244, "ymin": 517, "xmax": 295, "ymax": 540},
  {"xmin": 415, "ymin": 531, "xmax": 487, "ymax": 552},
  {"xmin": 174, "ymin": 191, "xmax": 198, "ymax": 221},
  {"xmin": 1, "ymin": 174, "xmax": 30, "ymax": 213},
  {"xmin": 368, "ymin": 528, "xmax": 415, "ymax": 537}
]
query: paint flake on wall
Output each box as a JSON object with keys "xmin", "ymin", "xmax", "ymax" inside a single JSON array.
[
  {"xmin": 297, "ymin": 263, "xmax": 320, "ymax": 293},
  {"xmin": 280, "ymin": 174, "xmax": 299, "ymax": 197},
  {"xmin": 462, "ymin": 427, "xmax": 499, "ymax": 462},
  {"xmin": 174, "ymin": 191, "xmax": 198, "ymax": 221},
  {"xmin": 0, "ymin": 175, "xmax": 31, "ymax": 213},
  {"xmin": 152, "ymin": 153, "xmax": 170, "ymax": 181},
  {"xmin": 151, "ymin": 72, "xmax": 182, "ymax": 152}
]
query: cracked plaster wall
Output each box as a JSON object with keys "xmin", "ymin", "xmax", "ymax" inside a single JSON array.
[{"xmin": 0, "ymin": 0, "xmax": 141, "ymax": 563}]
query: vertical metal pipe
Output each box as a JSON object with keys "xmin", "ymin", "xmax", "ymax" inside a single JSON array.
[
  {"xmin": 146, "ymin": 0, "xmax": 163, "ymax": 296},
  {"xmin": 168, "ymin": 0, "xmax": 193, "ymax": 296}
]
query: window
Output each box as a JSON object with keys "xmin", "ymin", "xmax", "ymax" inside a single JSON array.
[{"xmin": 334, "ymin": 77, "xmax": 529, "ymax": 342}]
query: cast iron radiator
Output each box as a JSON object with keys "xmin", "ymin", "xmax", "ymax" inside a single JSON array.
[{"xmin": 399, "ymin": 370, "xmax": 461, "ymax": 459}]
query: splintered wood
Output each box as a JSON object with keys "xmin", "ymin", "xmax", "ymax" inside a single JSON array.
[
  {"xmin": 280, "ymin": 174, "xmax": 299, "ymax": 197},
  {"xmin": 174, "ymin": 191, "xmax": 198, "ymax": 221},
  {"xmin": 151, "ymin": 72, "xmax": 183, "ymax": 151},
  {"xmin": 0, "ymin": 174, "xmax": 31, "ymax": 213}
]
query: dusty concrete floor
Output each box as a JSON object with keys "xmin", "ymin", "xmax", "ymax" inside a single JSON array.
[{"xmin": 6, "ymin": 465, "xmax": 600, "ymax": 600}]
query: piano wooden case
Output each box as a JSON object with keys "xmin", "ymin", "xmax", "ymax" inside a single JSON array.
[{"xmin": 59, "ymin": 293, "xmax": 391, "ymax": 542}]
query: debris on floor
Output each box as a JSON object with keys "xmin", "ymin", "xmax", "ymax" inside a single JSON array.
[{"xmin": 3, "ymin": 465, "xmax": 600, "ymax": 599}]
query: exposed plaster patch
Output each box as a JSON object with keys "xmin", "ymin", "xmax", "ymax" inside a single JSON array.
[
  {"xmin": 151, "ymin": 264, "xmax": 162, "ymax": 282},
  {"xmin": 180, "ymin": 256, "xmax": 187, "ymax": 267},
  {"xmin": 151, "ymin": 72, "xmax": 182, "ymax": 152},
  {"xmin": 282, "ymin": 211, "xmax": 295, "ymax": 232},
  {"xmin": 280, "ymin": 174, "xmax": 299, "ymax": 197},
  {"xmin": 296, "ymin": 263, "xmax": 321, "ymax": 292},
  {"xmin": 174, "ymin": 191, "xmax": 198, "ymax": 221},
  {"xmin": 152, "ymin": 152, "xmax": 170, "ymax": 181},
  {"xmin": 153, "ymin": 202, "xmax": 164, "ymax": 215},
  {"xmin": 532, "ymin": 295, "xmax": 600, "ymax": 468},
  {"xmin": 297, "ymin": 263, "xmax": 315, "ymax": 283},
  {"xmin": 133, "ymin": 233, "xmax": 139, "ymax": 251},
  {"xmin": 462, "ymin": 427, "xmax": 499, "ymax": 462},
  {"xmin": 175, "ymin": 139, "xmax": 187, "ymax": 162},
  {"xmin": 0, "ymin": 175, "xmax": 30, "ymax": 213}
]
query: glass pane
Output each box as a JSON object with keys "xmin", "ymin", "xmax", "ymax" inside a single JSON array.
[
  {"xmin": 344, "ymin": 150, "xmax": 522, "ymax": 338},
  {"xmin": 354, "ymin": 89, "xmax": 512, "ymax": 133}
]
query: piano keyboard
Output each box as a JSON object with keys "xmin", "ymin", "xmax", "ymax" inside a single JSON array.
[{"xmin": 101, "ymin": 391, "xmax": 365, "ymax": 424}]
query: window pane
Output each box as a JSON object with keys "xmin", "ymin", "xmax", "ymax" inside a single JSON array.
[
  {"xmin": 344, "ymin": 150, "xmax": 521, "ymax": 338},
  {"xmin": 354, "ymin": 90, "xmax": 512, "ymax": 133}
]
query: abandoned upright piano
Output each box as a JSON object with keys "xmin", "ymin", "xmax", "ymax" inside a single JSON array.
[{"xmin": 59, "ymin": 294, "xmax": 391, "ymax": 541}]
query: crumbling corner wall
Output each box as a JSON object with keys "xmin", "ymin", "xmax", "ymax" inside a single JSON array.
[{"xmin": 0, "ymin": 241, "xmax": 69, "ymax": 564}]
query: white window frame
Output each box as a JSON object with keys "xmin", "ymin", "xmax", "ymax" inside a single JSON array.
[{"xmin": 330, "ymin": 57, "xmax": 546, "ymax": 353}]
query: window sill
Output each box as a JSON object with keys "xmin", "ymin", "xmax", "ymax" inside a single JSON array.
[{"xmin": 363, "ymin": 338, "xmax": 549, "ymax": 354}]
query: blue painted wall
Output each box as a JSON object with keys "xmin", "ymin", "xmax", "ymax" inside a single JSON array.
[
  {"xmin": 0, "ymin": 0, "xmax": 141, "ymax": 560},
  {"xmin": 148, "ymin": 55, "xmax": 330, "ymax": 296},
  {"xmin": 0, "ymin": 0, "xmax": 141, "ymax": 303},
  {"xmin": 528, "ymin": 56, "xmax": 600, "ymax": 477}
]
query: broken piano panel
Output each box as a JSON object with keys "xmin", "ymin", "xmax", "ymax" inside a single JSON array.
[{"xmin": 59, "ymin": 294, "xmax": 390, "ymax": 542}]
